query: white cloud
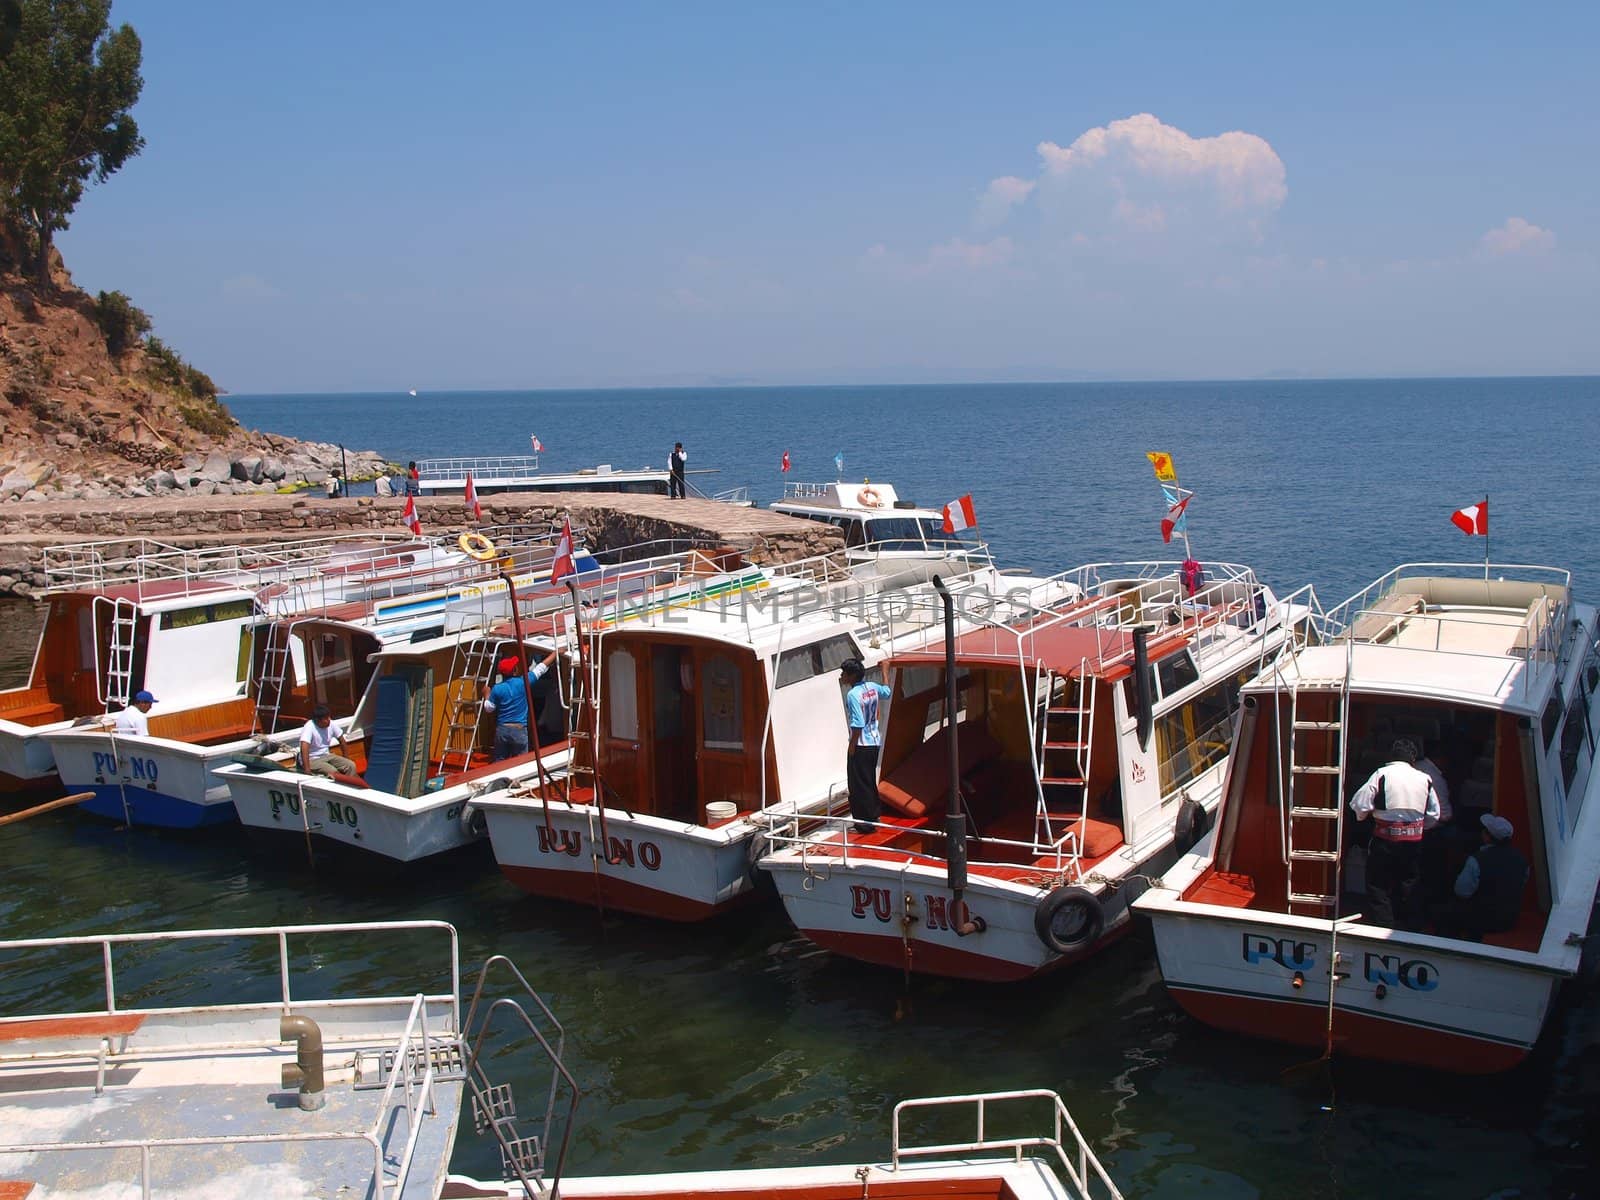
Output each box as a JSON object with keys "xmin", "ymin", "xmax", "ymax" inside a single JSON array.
[
  {"xmin": 1479, "ymin": 217, "xmax": 1555, "ymax": 256},
  {"xmin": 929, "ymin": 236, "xmax": 1014, "ymax": 269},
  {"xmin": 976, "ymin": 176, "xmax": 1035, "ymax": 229}
]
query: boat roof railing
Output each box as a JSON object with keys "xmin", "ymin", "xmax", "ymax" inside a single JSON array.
[
  {"xmin": 418, "ymin": 454, "xmax": 545, "ymax": 482},
  {"xmin": 892, "ymin": 1090, "xmax": 1125, "ymax": 1199}
]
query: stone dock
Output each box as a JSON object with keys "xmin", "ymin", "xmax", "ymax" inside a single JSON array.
[{"xmin": 0, "ymin": 492, "xmax": 843, "ymax": 598}]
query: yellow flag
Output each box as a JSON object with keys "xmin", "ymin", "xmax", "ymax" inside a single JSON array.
[{"xmin": 1146, "ymin": 451, "xmax": 1177, "ymax": 482}]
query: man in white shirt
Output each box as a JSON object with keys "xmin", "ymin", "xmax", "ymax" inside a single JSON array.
[
  {"xmin": 1349, "ymin": 736, "xmax": 1440, "ymax": 930},
  {"xmin": 299, "ymin": 704, "xmax": 357, "ymax": 778},
  {"xmin": 110, "ymin": 690, "xmax": 155, "ymax": 736}
]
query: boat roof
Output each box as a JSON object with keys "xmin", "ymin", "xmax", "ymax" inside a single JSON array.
[
  {"xmin": 773, "ymin": 480, "xmax": 943, "ymax": 521},
  {"xmin": 62, "ymin": 579, "xmax": 259, "ymax": 611},
  {"xmin": 417, "ymin": 455, "xmax": 666, "ymax": 487},
  {"xmin": 890, "ymin": 617, "xmax": 1142, "ymax": 677},
  {"xmin": 1253, "ymin": 563, "xmax": 1583, "ymax": 712}
]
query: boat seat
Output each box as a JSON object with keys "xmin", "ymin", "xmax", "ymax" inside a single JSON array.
[
  {"xmin": 1187, "ymin": 870, "xmax": 1258, "ymax": 908},
  {"xmin": 146, "ymin": 698, "xmax": 258, "ymax": 745},
  {"xmin": 0, "ymin": 701, "xmax": 65, "ymax": 726},
  {"xmin": 0, "ymin": 1013, "xmax": 145, "ymax": 1096},
  {"xmin": 1480, "ymin": 905, "xmax": 1545, "ymax": 953},
  {"xmin": 1348, "ymin": 592, "xmax": 1424, "ymax": 642},
  {"xmin": 879, "ymin": 723, "xmax": 1003, "ymax": 819}
]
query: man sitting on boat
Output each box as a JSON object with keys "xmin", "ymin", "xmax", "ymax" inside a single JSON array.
[
  {"xmin": 1348, "ymin": 736, "xmax": 1441, "ymax": 931},
  {"xmin": 1439, "ymin": 814, "xmax": 1530, "ymax": 941},
  {"xmin": 110, "ymin": 690, "xmax": 156, "ymax": 736},
  {"xmin": 482, "ymin": 650, "xmax": 560, "ymax": 761},
  {"xmin": 299, "ymin": 705, "xmax": 358, "ymax": 779}
]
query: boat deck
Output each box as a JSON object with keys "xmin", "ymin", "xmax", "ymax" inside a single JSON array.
[{"xmin": 0, "ymin": 1005, "xmax": 462, "ymax": 1200}]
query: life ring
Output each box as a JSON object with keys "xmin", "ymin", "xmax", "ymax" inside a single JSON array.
[
  {"xmin": 1034, "ymin": 886, "xmax": 1105, "ymax": 954},
  {"xmin": 459, "ymin": 531, "xmax": 498, "ymax": 561},
  {"xmin": 1173, "ymin": 797, "xmax": 1210, "ymax": 853},
  {"xmin": 858, "ymin": 485, "xmax": 883, "ymax": 508}
]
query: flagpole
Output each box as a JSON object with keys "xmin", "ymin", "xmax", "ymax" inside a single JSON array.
[{"xmin": 1483, "ymin": 493, "xmax": 1490, "ymax": 582}]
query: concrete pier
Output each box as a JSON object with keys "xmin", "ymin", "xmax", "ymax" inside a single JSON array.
[{"xmin": 0, "ymin": 491, "xmax": 843, "ymax": 597}]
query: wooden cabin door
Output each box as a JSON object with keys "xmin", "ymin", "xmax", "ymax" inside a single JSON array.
[
  {"xmin": 693, "ymin": 648, "xmax": 760, "ymax": 816},
  {"xmin": 599, "ymin": 641, "xmax": 650, "ymax": 810}
]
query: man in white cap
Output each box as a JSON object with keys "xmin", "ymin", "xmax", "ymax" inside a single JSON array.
[
  {"xmin": 1348, "ymin": 736, "xmax": 1440, "ymax": 930},
  {"xmin": 1445, "ymin": 813, "xmax": 1529, "ymax": 940}
]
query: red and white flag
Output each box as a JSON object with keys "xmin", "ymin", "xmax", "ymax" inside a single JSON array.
[
  {"xmin": 942, "ymin": 494, "xmax": 977, "ymax": 534},
  {"xmin": 1161, "ymin": 495, "xmax": 1191, "ymax": 544},
  {"xmin": 1451, "ymin": 499, "xmax": 1488, "ymax": 536},
  {"xmin": 401, "ymin": 494, "xmax": 422, "ymax": 536},
  {"xmin": 464, "ymin": 471, "xmax": 483, "ymax": 522},
  {"xmin": 781, "ymin": 450, "xmax": 791, "ymax": 473},
  {"xmin": 550, "ymin": 516, "xmax": 576, "ymax": 584},
  {"xmin": 530, "ymin": 434, "xmax": 544, "ymax": 453}
]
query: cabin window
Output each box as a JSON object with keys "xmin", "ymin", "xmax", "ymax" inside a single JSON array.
[
  {"xmin": 159, "ymin": 599, "xmax": 255, "ymax": 630},
  {"xmin": 1154, "ymin": 679, "xmax": 1238, "ymax": 796},
  {"xmin": 1560, "ymin": 690, "xmax": 1592, "ymax": 795},
  {"xmin": 775, "ymin": 634, "xmax": 861, "ymax": 688},
  {"xmin": 1155, "ymin": 650, "xmax": 1200, "ymax": 699},
  {"xmin": 701, "ymin": 654, "xmax": 743, "ymax": 750},
  {"xmin": 607, "ymin": 651, "xmax": 638, "ymax": 740},
  {"xmin": 1542, "ymin": 689, "xmax": 1564, "ymax": 748}
]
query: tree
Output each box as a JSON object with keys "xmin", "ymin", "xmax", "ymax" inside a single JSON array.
[{"xmin": 0, "ymin": 0, "xmax": 143, "ymax": 286}]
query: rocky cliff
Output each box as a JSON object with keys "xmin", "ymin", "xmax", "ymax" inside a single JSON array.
[{"xmin": 0, "ymin": 227, "xmax": 387, "ymax": 502}]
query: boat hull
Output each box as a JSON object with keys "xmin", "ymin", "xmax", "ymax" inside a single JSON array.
[
  {"xmin": 44, "ymin": 730, "xmax": 249, "ymax": 829},
  {"xmin": 482, "ymin": 799, "xmax": 759, "ymax": 921},
  {"xmin": 1145, "ymin": 905, "xmax": 1559, "ymax": 1073},
  {"xmin": 0, "ymin": 718, "xmax": 63, "ymax": 783}
]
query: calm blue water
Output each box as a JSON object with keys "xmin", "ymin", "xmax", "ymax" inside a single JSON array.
[
  {"xmin": 5, "ymin": 378, "xmax": 1599, "ymax": 1198},
  {"xmin": 227, "ymin": 377, "xmax": 1600, "ymax": 605}
]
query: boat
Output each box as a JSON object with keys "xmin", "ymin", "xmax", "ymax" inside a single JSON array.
[
  {"xmin": 1134, "ymin": 561, "xmax": 1600, "ymax": 1073},
  {"xmin": 759, "ymin": 560, "xmax": 1316, "ymax": 982},
  {"xmin": 0, "ymin": 919, "xmax": 1122, "ymax": 1200},
  {"xmin": 416, "ymin": 456, "xmax": 750, "ymax": 504},
  {"xmin": 475, "ymin": 548, "xmax": 1076, "ymax": 921},
  {"xmin": 771, "ymin": 479, "xmax": 982, "ymax": 582}
]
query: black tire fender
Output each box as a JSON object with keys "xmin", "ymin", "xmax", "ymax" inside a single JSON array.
[
  {"xmin": 1034, "ymin": 886, "xmax": 1105, "ymax": 955},
  {"xmin": 1174, "ymin": 797, "xmax": 1210, "ymax": 853},
  {"xmin": 745, "ymin": 832, "xmax": 777, "ymax": 896}
]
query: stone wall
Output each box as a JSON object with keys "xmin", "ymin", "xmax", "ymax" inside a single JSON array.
[{"xmin": 0, "ymin": 492, "xmax": 843, "ymax": 597}]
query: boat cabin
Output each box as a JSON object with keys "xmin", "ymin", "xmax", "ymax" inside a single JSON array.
[
  {"xmin": 416, "ymin": 456, "xmax": 671, "ymax": 497},
  {"xmin": 772, "ymin": 481, "xmax": 974, "ymax": 556}
]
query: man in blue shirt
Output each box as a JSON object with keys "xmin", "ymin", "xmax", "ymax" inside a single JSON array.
[
  {"xmin": 841, "ymin": 657, "xmax": 891, "ymax": 835},
  {"xmin": 482, "ymin": 649, "xmax": 560, "ymax": 761}
]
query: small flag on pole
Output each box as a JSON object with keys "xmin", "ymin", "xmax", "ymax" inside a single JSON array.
[
  {"xmin": 781, "ymin": 450, "xmax": 791, "ymax": 473},
  {"xmin": 834, "ymin": 451, "xmax": 845, "ymax": 476},
  {"xmin": 530, "ymin": 434, "xmax": 544, "ymax": 453},
  {"xmin": 942, "ymin": 494, "xmax": 977, "ymax": 534},
  {"xmin": 1147, "ymin": 451, "xmax": 1178, "ymax": 482},
  {"xmin": 464, "ymin": 471, "xmax": 483, "ymax": 523},
  {"xmin": 550, "ymin": 516, "xmax": 576, "ymax": 584},
  {"xmin": 401, "ymin": 494, "xmax": 422, "ymax": 536},
  {"xmin": 1451, "ymin": 499, "xmax": 1488, "ymax": 535},
  {"xmin": 1161, "ymin": 495, "xmax": 1191, "ymax": 544}
]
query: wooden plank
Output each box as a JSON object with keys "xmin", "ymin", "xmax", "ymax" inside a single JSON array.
[{"xmin": 0, "ymin": 1013, "xmax": 144, "ymax": 1042}]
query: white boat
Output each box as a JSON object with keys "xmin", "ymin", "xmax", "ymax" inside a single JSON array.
[
  {"xmin": 0, "ymin": 919, "xmax": 1122, "ymax": 1200},
  {"xmin": 476, "ymin": 551, "xmax": 1076, "ymax": 921},
  {"xmin": 772, "ymin": 479, "xmax": 983, "ymax": 582},
  {"xmin": 1134, "ymin": 562, "xmax": 1600, "ymax": 1073},
  {"xmin": 417, "ymin": 456, "xmax": 672, "ymax": 498},
  {"xmin": 760, "ymin": 561, "xmax": 1315, "ymax": 982}
]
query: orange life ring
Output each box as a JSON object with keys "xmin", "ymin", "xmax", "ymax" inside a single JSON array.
[
  {"xmin": 459, "ymin": 531, "xmax": 498, "ymax": 560},
  {"xmin": 858, "ymin": 485, "xmax": 883, "ymax": 508}
]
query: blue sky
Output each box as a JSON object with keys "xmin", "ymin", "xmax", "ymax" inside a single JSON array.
[{"xmin": 57, "ymin": 1, "xmax": 1598, "ymax": 392}]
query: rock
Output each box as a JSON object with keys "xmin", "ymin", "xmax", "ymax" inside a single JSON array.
[
  {"xmin": 199, "ymin": 452, "xmax": 232, "ymax": 483},
  {"xmin": 55, "ymin": 431, "xmax": 80, "ymax": 449},
  {"xmin": 183, "ymin": 452, "xmax": 205, "ymax": 470},
  {"xmin": 262, "ymin": 457, "xmax": 287, "ymax": 482},
  {"xmin": 236, "ymin": 455, "xmax": 264, "ymax": 483},
  {"xmin": 22, "ymin": 489, "xmax": 45, "ymax": 502},
  {"xmin": 148, "ymin": 469, "xmax": 177, "ymax": 490},
  {"xmin": 2, "ymin": 460, "xmax": 55, "ymax": 498},
  {"xmin": 193, "ymin": 481, "xmax": 219, "ymax": 496}
]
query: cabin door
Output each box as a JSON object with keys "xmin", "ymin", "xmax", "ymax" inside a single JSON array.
[
  {"xmin": 693, "ymin": 648, "xmax": 761, "ymax": 817},
  {"xmin": 598, "ymin": 642, "xmax": 650, "ymax": 810},
  {"xmin": 650, "ymin": 644, "xmax": 697, "ymax": 822}
]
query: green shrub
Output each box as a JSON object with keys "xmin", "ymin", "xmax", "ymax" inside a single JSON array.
[{"xmin": 94, "ymin": 290, "xmax": 152, "ymax": 358}]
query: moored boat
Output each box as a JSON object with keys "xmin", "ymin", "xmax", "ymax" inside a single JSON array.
[
  {"xmin": 1134, "ymin": 562, "xmax": 1600, "ymax": 1072},
  {"xmin": 771, "ymin": 478, "xmax": 983, "ymax": 582},
  {"xmin": 760, "ymin": 560, "xmax": 1315, "ymax": 982}
]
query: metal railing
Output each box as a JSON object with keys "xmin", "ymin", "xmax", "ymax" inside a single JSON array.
[
  {"xmin": 892, "ymin": 1090, "xmax": 1124, "ymax": 1199},
  {"xmin": 418, "ymin": 454, "xmax": 545, "ymax": 482}
]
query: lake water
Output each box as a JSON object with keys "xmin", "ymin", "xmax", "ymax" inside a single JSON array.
[{"xmin": 4, "ymin": 377, "xmax": 1598, "ymax": 1198}]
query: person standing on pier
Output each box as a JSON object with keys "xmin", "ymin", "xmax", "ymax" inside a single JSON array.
[{"xmin": 669, "ymin": 441, "xmax": 688, "ymax": 499}]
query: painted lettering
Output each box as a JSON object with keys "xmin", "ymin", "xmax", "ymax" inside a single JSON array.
[
  {"xmin": 536, "ymin": 826, "xmax": 583, "ymax": 857},
  {"xmin": 93, "ymin": 751, "xmax": 117, "ymax": 777},
  {"xmin": 638, "ymin": 841, "xmax": 661, "ymax": 870},
  {"xmin": 1364, "ymin": 953, "xmax": 1440, "ymax": 993},
  {"xmin": 607, "ymin": 836, "xmax": 636, "ymax": 868},
  {"xmin": 325, "ymin": 802, "xmax": 359, "ymax": 828},
  {"xmin": 1242, "ymin": 932, "xmax": 1317, "ymax": 971},
  {"xmin": 850, "ymin": 884, "xmax": 893, "ymax": 921},
  {"xmin": 445, "ymin": 803, "xmax": 464, "ymax": 821},
  {"xmin": 129, "ymin": 757, "xmax": 157, "ymax": 784},
  {"xmin": 925, "ymin": 894, "xmax": 949, "ymax": 930}
]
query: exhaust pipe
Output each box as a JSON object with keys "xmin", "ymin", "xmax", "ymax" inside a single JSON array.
[{"xmin": 280, "ymin": 1014, "xmax": 326, "ymax": 1111}]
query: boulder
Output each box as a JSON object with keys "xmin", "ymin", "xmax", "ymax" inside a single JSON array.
[
  {"xmin": 237, "ymin": 455, "xmax": 265, "ymax": 483},
  {"xmin": 262, "ymin": 457, "xmax": 287, "ymax": 482},
  {"xmin": 148, "ymin": 469, "xmax": 177, "ymax": 490},
  {"xmin": 199, "ymin": 452, "xmax": 232, "ymax": 483},
  {"xmin": 182, "ymin": 452, "xmax": 205, "ymax": 470}
]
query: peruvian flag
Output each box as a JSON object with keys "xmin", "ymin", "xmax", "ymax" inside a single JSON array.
[
  {"xmin": 781, "ymin": 450, "xmax": 791, "ymax": 473},
  {"xmin": 1161, "ymin": 495, "xmax": 1191, "ymax": 544},
  {"xmin": 550, "ymin": 516, "xmax": 576, "ymax": 584},
  {"xmin": 401, "ymin": 494, "xmax": 422, "ymax": 536},
  {"xmin": 942, "ymin": 494, "xmax": 977, "ymax": 534},
  {"xmin": 530, "ymin": 434, "xmax": 544, "ymax": 453},
  {"xmin": 464, "ymin": 471, "xmax": 483, "ymax": 522},
  {"xmin": 1451, "ymin": 499, "xmax": 1488, "ymax": 535}
]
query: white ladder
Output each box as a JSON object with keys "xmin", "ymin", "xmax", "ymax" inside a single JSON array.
[
  {"xmin": 95, "ymin": 597, "xmax": 140, "ymax": 708},
  {"xmin": 436, "ymin": 638, "xmax": 509, "ymax": 776},
  {"xmin": 251, "ymin": 621, "xmax": 300, "ymax": 735},
  {"xmin": 1281, "ymin": 666, "xmax": 1351, "ymax": 912},
  {"xmin": 1034, "ymin": 659, "xmax": 1095, "ymax": 853}
]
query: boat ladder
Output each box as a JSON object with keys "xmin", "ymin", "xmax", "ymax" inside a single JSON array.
[
  {"xmin": 1034, "ymin": 660, "xmax": 1095, "ymax": 854},
  {"xmin": 94, "ymin": 596, "xmax": 140, "ymax": 709},
  {"xmin": 250, "ymin": 620, "xmax": 300, "ymax": 736},
  {"xmin": 562, "ymin": 633, "xmax": 605, "ymax": 800},
  {"xmin": 1280, "ymin": 662, "xmax": 1351, "ymax": 913},
  {"xmin": 435, "ymin": 638, "xmax": 507, "ymax": 776}
]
